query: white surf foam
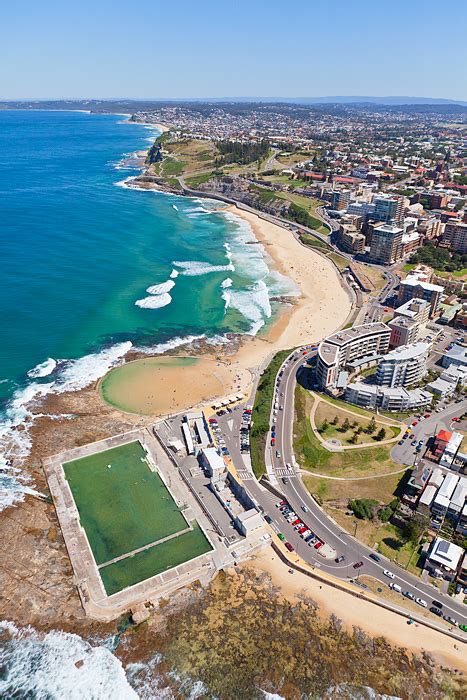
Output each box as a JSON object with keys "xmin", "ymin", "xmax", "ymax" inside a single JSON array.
[
  {"xmin": 0, "ymin": 621, "xmax": 138, "ymax": 700},
  {"xmin": 221, "ymin": 277, "xmax": 233, "ymax": 289},
  {"xmin": 169, "ymin": 269, "xmax": 179, "ymax": 279},
  {"xmin": 135, "ymin": 293, "xmax": 172, "ymax": 309},
  {"xmin": 137, "ymin": 334, "xmax": 207, "ymax": 355},
  {"xmin": 27, "ymin": 358, "xmax": 57, "ymax": 379},
  {"xmin": 227, "ymin": 280, "xmax": 272, "ymax": 335},
  {"xmin": 146, "ymin": 280, "xmax": 176, "ymax": 295},
  {"xmin": 173, "ymin": 260, "xmax": 235, "ymax": 276},
  {"xmin": 0, "ymin": 342, "xmax": 132, "ymax": 510}
]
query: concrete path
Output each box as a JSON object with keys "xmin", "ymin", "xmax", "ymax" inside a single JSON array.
[
  {"xmin": 298, "ymin": 466, "xmax": 410, "ymax": 481},
  {"xmin": 309, "ymin": 392, "xmax": 403, "ymax": 452}
]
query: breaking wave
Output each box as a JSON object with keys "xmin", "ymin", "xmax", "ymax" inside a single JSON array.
[
  {"xmin": 173, "ymin": 260, "xmax": 235, "ymax": 276},
  {"xmin": 27, "ymin": 358, "xmax": 57, "ymax": 378},
  {"xmin": 228, "ymin": 280, "xmax": 272, "ymax": 335},
  {"xmin": 0, "ymin": 621, "xmax": 138, "ymax": 700},
  {"xmin": 145, "ymin": 280, "xmax": 176, "ymax": 296},
  {"xmin": 0, "ymin": 342, "xmax": 132, "ymax": 511},
  {"xmin": 135, "ymin": 293, "xmax": 172, "ymax": 309}
]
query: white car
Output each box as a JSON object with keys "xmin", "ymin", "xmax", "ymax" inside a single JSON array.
[
  {"xmin": 383, "ymin": 569, "xmax": 395, "ymax": 579},
  {"xmin": 416, "ymin": 597, "xmax": 427, "ymax": 608}
]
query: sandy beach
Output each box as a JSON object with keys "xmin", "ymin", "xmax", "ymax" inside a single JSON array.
[
  {"xmin": 99, "ymin": 203, "xmax": 352, "ymax": 415},
  {"xmin": 249, "ymin": 548, "xmax": 467, "ymax": 673}
]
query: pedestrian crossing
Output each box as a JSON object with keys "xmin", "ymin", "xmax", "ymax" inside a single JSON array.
[
  {"xmin": 237, "ymin": 469, "xmax": 254, "ymax": 481},
  {"xmin": 274, "ymin": 467, "xmax": 295, "ymax": 477}
]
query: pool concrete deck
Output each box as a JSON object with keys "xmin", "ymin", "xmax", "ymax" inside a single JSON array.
[{"xmin": 44, "ymin": 426, "xmax": 267, "ymax": 621}]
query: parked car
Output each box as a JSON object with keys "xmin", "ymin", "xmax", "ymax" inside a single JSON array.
[
  {"xmin": 443, "ymin": 615, "xmax": 458, "ymax": 625},
  {"xmin": 285, "ymin": 542, "xmax": 294, "ymax": 552},
  {"xmin": 335, "ymin": 555, "xmax": 345, "ymax": 563},
  {"xmin": 389, "ymin": 582, "xmax": 402, "ymax": 593},
  {"xmin": 403, "ymin": 591, "xmax": 415, "ymax": 600},
  {"xmin": 277, "ymin": 533, "xmax": 285, "ymax": 541},
  {"xmin": 314, "ymin": 541, "xmax": 323, "ymax": 549},
  {"xmin": 432, "ymin": 600, "xmax": 443, "ymax": 608},
  {"xmin": 383, "ymin": 569, "xmax": 395, "ymax": 579},
  {"xmin": 430, "ymin": 607, "xmax": 443, "ymax": 617},
  {"xmin": 270, "ymin": 438, "xmax": 276, "ymax": 446},
  {"xmin": 353, "ymin": 561, "xmax": 364, "ymax": 569},
  {"xmin": 416, "ymin": 598, "xmax": 428, "ymax": 608},
  {"xmin": 369, "ymin": 553, "xmax": 381, "ymax": 562},
  {"xmin": 412, "ymin": 420, "xmax": 418, "ymax": 426},
  {"xmin": 276, "ymin": 450, "xmax": 282, "ymax": 458},
  {"xmin": 264, "ymin": 515, "xmax": 272, "ymax": 524}
]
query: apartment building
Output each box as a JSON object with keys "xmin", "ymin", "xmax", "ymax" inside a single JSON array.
[
  {"xmin": 375, "ymin": 341, "xmax": 430, "ymax": 388},
  {"xmin": 316, "ymin": 322, "xmax": 391, "ymax": 390},
  {"xmin": 370, "ymin": 194, "xmax": 405, "ymax": 224},
  {"xmin": 394, "ymin": 298, "xmax": 430, "ymax": 325},
  {"xmin": 388, "ymin": 315, "xmax": 420, "ymax": 348},
  {"xmin": 369, "ymin": 223, "xmax": 404, "ymax": 264},
  {"xmin": 442, "ymin": 220, "xmax": 467, "ymax": 254},
  {"xmin": 397, "ymin": 277, "xmax": 444, "ymax": 318}
]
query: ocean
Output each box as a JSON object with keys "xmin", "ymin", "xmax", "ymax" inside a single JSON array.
[{"xmin": 0, "ymin": 109, "xmax": 298, "ymax": 510}]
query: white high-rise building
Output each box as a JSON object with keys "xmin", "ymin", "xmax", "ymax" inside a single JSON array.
[{"xmin": 375, "ymin": 341, "xmax": 430, "ymax": 388}]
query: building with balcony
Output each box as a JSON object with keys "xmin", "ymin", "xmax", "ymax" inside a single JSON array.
[
  {"xmin": 316, "ymin": 322, "xmax": 391, "ymax": 390},
  {"xmin": 369, "ymin": 223, "xmax": 404, "ymax": 264},
  {"xmin": 388, "ymin": 316, "xmax": 420, "ymax": 348},
  {"xmin": 375, "ymin": 341, "xmax": 430, "ymax": 388}
]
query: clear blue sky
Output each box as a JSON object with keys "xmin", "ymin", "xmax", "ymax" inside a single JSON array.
[{"xmin": 1, "ymin": 0, "xmax": 466, "ymax": 100}]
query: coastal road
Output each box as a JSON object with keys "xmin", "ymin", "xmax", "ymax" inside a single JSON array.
[{"xmin": 216, "ymin": 346, "xmax": 467, "ymax": 628}]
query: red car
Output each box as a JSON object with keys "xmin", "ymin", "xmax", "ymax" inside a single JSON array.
[
  {"xmin": 292, "ymin": 518, "xmax": 301, "ymax": 526},
  {"xmin": 271, "ymin": 437, "xmax": 276, "ymax": 446},
  {"xmin": 314, "ymin": 541, "xmax": 323, "ymax": 549},
  {"xmin": 209, "ymin": 418, "xmax": 218, "ymax": 424},
  {"xmin": 353, "ymin": 561, "xmax": 364, "ymax": 569},
  {"xmin": 424, "ymin": 413, "xmax": 431, "ymax": 418},
  {"xmin": 412, "ymin": 420, "xmax": 418, "ymax": 426},
  {"xmin": 285, "ymin": 542, "xmax": 294, "ymax": 552},
  {"xmin": 453, "ymin": 417, "xmax": 460, "ymax": 422},
  {"xmin": 298, "ymin": 526, "xmax": 307, "ymax": 534}
]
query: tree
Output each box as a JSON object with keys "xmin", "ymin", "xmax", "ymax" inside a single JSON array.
[
  {"xmin": 341, "ymin": 417, "xmax": 351, "ymax": 432},
  {"xmin": 319, "ymin": 419, "xmax": 329, "ymax": 433},
  {"xmin": 366, "ymin": 417, "xmax": 376, "ymax": 434},
  {"xmin": 331, "ymin": 415, "xmax": 339, "ymax": 425},
  {"xmin": 375, "ymin": 427, "xmax": 386, "ymax": 441},
  {"xmin": 403, "ymin": 514, "xmax": 427, "ymax": 544},
  {"xmin": 349, "ymin": 432, "xmax": 359, "ymax": 444},
  {"xmin": 348, "ymin": 498, "xmax": 379, "ymax": 520}
]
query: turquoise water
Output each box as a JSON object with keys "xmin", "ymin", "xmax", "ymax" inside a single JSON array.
[{"xmin": 0, "ymin": 110, "xmax": 297, "ymax": 506}]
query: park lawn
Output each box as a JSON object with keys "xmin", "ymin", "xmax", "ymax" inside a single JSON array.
[
  {"xmin": 327, "ymin": 252, "xmax": 349, "ymax": 270},
  {"xmin": 162, "ymin": 138, "xmax": 218, "ymax": 175},
  {"xmin": 299, "ymin": 233, "xmax": 331, "ymax": 250},
  {"xmin": 160, "ymin": 157, "xmax": 186, "ymax": 177},
  {"xmin": 314, "ymin": 401, "xmax": 401, "ymax": 446},
  {"xmin": 185, "ymin": 172, "xmax": 215, "ymax": 188},
  {"xmin": 99, "ymin": 522, "xmax": 212, "ymax": 596},
  {"xmin": 303, "ymin": 471, "xmax": 403, "ymax": 504},
  {"xmin": 275, "ymin": 152, "xmax": 311, "ymax": 167},
  {"xmin": 313, "ymin": 392, "xmax": 401, "ymax": 426},
  {"xmin": 63, "ymin": 441, "xmax": 188, "ymax": 566},
  {"xmin": 434, "ymin": 268, "xmax": 467, "ymax": 279},
  {"xmin": 294, "ymin": 388, "xmax": 403, "ymax": 478},
  {"xmin": 351, "ymin": 261, "xmax": 387, "ymax": 292}
]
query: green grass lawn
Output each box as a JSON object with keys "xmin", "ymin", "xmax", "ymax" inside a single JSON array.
[
  {"xmin": 63, "ymin": 441, "xmax": 188, "ymax": 565},
  {"xmin": 294, "ymin": 388, "xmax": 402, "ymax": 478},
  {"xmin": 299, "ymin": 233, "xmax": 331, "ymax": 250},
  {"xmin": 100, "ymin": 522, "xmax": 211, "ymax": 596}
]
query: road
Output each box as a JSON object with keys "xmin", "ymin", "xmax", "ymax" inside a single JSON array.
[{"xmin": 215, "ymin": 347, "xmax": 467, "ymax": 629}]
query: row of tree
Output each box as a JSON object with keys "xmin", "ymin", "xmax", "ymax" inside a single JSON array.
[{"xmin": 215, "ymin": 139, "xmax": 270, "ymax": 165}]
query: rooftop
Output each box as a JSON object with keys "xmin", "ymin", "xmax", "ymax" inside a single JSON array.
[
  {"xmin": 381, "ymin": 341, "xmax": 430, "ymax": 363},
  {"xmin": 428, "ymin": 537, "xmax": 464, "ymax": 571},
  {"xmin": 324, "ymin": 322, "xmax": 390, "ymax": 347},
  {"xmin": 400, "ymin": 277, "xmax": 444, "ymax": 293}
]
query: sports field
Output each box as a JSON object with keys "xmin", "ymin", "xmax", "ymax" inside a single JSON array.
[{"xmin": 63, "ymin": 440, "xmax": 212, "ymax": 595}]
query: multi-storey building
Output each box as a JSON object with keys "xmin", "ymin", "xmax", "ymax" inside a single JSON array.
[
  {"xmin": 393, "ymin": 298, "xmax": 430, "ymax": 325},
  {"xmin": 387, "ymin": 316, "xmax": 420, "ymax": 347},
  {"xmin": 369, "ymin": 223, "xmax": 404, "ymax": 264},
  {"xmin": 330, "ymin": 189, "xmax": 350, "ymax": 211},
  {"xmin": 375, "ymin": 341, "xmax": 430, "ymax": 388},
  {"xmin": 397, "ymin": 277, "xmax": 444, "ymax": 318},
  {"xmin": 370, "ymin": 194, "xmax": 405, "ymax": 224},
  {"xmin": 316, "ymin": 322, "xmax": 391, "ymax": 390},
  {"xmin": 338, "ymin": 223, "xmax": 366, "ymax": 254},
  {"xmin": 442, "ymin": 220, "xmax": 467, "ymax": 254}
]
